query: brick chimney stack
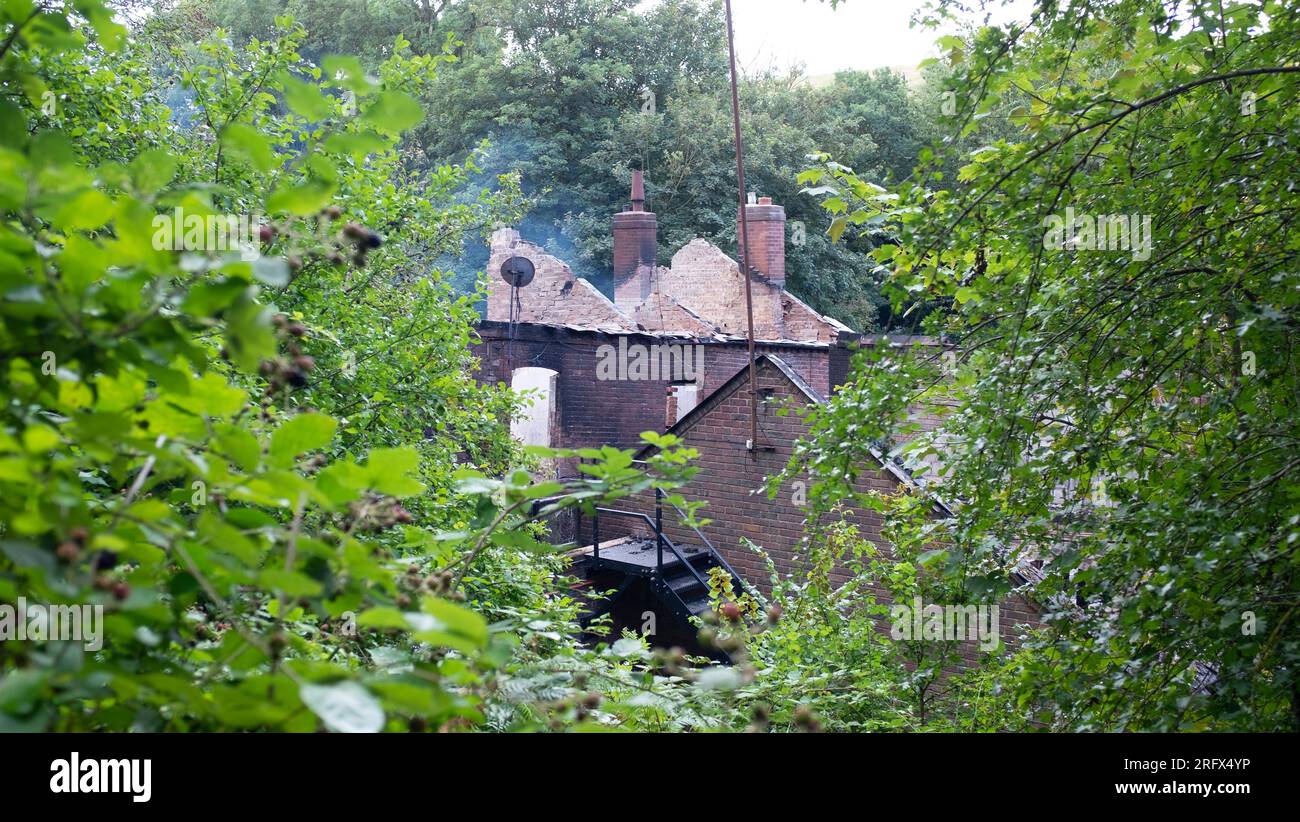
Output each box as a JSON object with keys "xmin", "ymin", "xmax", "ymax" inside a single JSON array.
[
  {"xmin": 738, "ymin": 195, "xmax": 785, "ymax": 287},
  {"xmin": 612, "ymin": 169, "xmax": 657, "ymax": 311}
]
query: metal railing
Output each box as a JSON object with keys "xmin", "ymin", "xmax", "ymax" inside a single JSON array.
[
  {"xmin": 532, "ymin": 458, "xmax": 750, "ymax": 600},
  {"xmin": 580, "ymin": 505, "xmax": 711, "ymax": 593},
  {"xmin": 631, "ymin": 460, "xmax": 752, "ymax": 597}
]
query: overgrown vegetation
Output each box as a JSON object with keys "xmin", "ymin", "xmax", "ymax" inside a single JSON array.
[
  {"xmin": 0, "ymin": 1, "xmax": 742, "ymax": 732},
  {"xmin": 798, "ymin": 0, "xmax": 1300, "ymax": 730},
  {"xmin": 1, "ymin": 0, "xmax": 1295, "ymax": 733}
]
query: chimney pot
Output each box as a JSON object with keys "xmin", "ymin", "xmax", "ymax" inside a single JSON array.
[
  {"xmin": 613, "ymin": 170, "xmax": 656, "ymax": 310},
  {"xmin": 738, "ymin": 197, "xmax": 786, "ymax": 287},
  {"xmin": 630, "ymin": 169, "xmax": 645, "ymax": 212}
]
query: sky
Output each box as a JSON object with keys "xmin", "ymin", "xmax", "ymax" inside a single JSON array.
[{"xmin": 725, "ymin": 0, "xmax": 1034, "ymax": 76}]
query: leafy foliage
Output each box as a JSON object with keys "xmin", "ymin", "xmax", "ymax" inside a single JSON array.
[
  {"xmin": 0, "ymin": 1, "xmax": 739, "ymax": 732},
  {"xmin": 800, "ymin": 0, "xmax": 1300, "ymax": 731},
  {"xmin": 167, "ymin": 0, "xmax": 943, "ymax": 330}
]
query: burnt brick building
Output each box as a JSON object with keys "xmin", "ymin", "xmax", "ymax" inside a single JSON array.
[
  {"xmin": 474, "ymin": 171, "xmax": 855, "ymax": 453},
  {"xmin": 470, "ymin": 173, "xmax": 1040, "ymax": 657}
]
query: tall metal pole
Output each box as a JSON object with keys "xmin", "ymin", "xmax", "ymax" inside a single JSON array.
[{"xmin": 724, "ymin": 0, "xmax": 759, "ymax": 455}]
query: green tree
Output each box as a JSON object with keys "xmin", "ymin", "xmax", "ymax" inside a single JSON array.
[
  {"xmin": 0, "ymin": 4, "xmax": 816, "ymax": 733},
  {"xmin": 801, "ymin": 0, "xmax": 1300, "ymax": 730}
]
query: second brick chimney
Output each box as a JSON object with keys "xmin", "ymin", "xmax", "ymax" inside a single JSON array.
[
  {"xmin": 612, "ymin": 169, "xmax": 657, "ymax": 311},
  {"xmin": 738, "ymin": 195, "xmax": 785, "ymax": 287}
]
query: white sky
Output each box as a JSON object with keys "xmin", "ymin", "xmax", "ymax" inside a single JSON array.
[{"xmin": 724, "ymin": 0, "xmax": 1034, "ymax": 75}]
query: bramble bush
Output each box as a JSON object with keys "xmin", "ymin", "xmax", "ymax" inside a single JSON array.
[
  {"xmin": 0, "ymin": 1, "xmax": 751, "ymax": 732},
  {"xmin": 799, "ymin": 0, "xmax": 1300, "ymax": 731}
]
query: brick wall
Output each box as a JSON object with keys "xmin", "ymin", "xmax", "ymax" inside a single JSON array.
[
  {"xmin": 655, "ymin": 239, "xmax": 784, "ymax": 339},
  {"xmin": 472, "ymin": 322, "xmax": 834, "ymax": 451},
  {"xmin": 486, "ymin": 229, "xmax": 635, "ymax": 331},
  {"xmin": 616, "ymin": 356, "xmax": 1041, "ymax": 664}
]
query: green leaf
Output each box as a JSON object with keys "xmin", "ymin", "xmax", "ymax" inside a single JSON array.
[
  {"xmin": 221, "ymin": 124, "xmax": 276, "ymax": 173},
  {"xmin": 215, "ymin": 424, "xmax": 261, "ymax": 472},
  {"xmin": 917, "ymin": 547, "xmax": 951, "ymax": 568},
  {"xmin": 410, "ymin": 597, "xmax": 487, "ymax": 652},
  {"xmin": 355, "ymin": 607, "xmax": 409, "ymax": 629},
  {"xmin": 323, "ymin": 55, "xmax": 374, "ymax": 94},
  {"xmin": 364, "ymin": 446, "xmax": 424, "ymax": 496},
  {"xmin": 269, "ymin": 413, "xmax": 337, "ymax": 467},
  {"xmin": 53, "ymin": 189, "xmax": 113, "ymax": 230},
  {"xmin": 57, "ymin": 235, "xmax": 104, "ymax": 295},
  {"xmin": 0, "ymin": 669, "xmax": 48, "ymax": 713},
  {"xmin": 322, "ymin": 131, "xmax": 388, "ymax": 161},
  {"xmin": 129, "ymin": 149, "xmax": 177, "ymax": 194},
  {"xmin": 298, "ymin": 681, "xmax": 384, "ymax": 733},
  {"xmin": 267, "ymin": 179, "xmax": 334, "ymax": 216},
  {"xmin": 361, "ymin": 91, "xmax": 422, "ymax": 135},
  {"xmin": 259, "ymin": 569, "xmax": 323, "ymax": 597},
  {"xmin": 279, "ymin": 73, "xmax": 333, "ymax": 121}
]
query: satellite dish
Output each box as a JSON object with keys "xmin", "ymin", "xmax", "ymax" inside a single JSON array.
[{"xmin": 500, "ymin": 256, "xmax": 535, "ymax": 287}]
